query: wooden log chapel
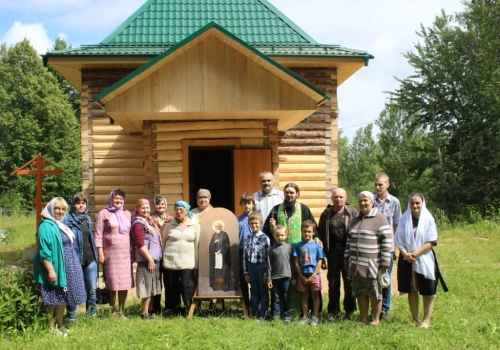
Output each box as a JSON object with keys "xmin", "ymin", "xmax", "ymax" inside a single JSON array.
[{"xmin": 44, "ymin": 0, "xmax": 373, "ymax": 219}]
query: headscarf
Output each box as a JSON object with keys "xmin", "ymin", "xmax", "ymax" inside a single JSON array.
[
  {"xmin": 69, "ymin": 193, "xmax": 88, "ymax": 225},
  {"xmin": 395, "ymin": 193, "xmax": 437, "ymax": 280},
  {"xmin": 357, "ymin": 190, "xmax": 375, "ymax": 203},
  {"xmin": 41, "ymin": 197, "xmax": 75, "ymax": 243},
  {"xmin": 174, "ymin": 200, "xmax": 192, "ymax": 218},
  {"xmin": 105, "ymin": 188, "xmax": 131, "ymax": 235},
  {"xmin": 197, "ymin": 188, "xmax": 211, "ymax": 200},
  {"xmin": 153, "ymin": 195, "xmax": 168, "ymax": 219},
  {"xmin": 132, "ymin": 199, "xmax": 159, "ymax": 236}
]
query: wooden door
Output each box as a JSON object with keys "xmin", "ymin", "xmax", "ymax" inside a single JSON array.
[{"xmin": 233, "ymin": 149, "xmax": 272, "ymax": 216}]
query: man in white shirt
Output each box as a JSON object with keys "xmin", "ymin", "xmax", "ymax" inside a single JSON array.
[{"xmin": 253, "ymin": 171, "xmax": 284, "ymax": 224}]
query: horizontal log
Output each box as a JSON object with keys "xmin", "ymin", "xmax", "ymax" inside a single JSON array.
[
  {"xmin": 92, "ymin": 142, "xmax": 144, "ymax": 150},
  {"xmin": 93, "ymin": 196, "xmax": 144, "ymax": 210},
  {"xmin": 279, "ymin": 173, "xmax": 327, "ymax": 181},
  {"xmin": 278, "ymin": 155, "xmax": 327, "ymax": 164},
  {"xmin": 281, "ymin": 130, "xmax": 329, "ymax": 139},
  {"xmin": 159, "ymin": 184, "xmax": 183, "ymax": 194},
  {"xmin": 92, "ymin": 125, "xmax": 129, "ymax": 135},
  {"xmin": 278, "ymin": 138, "xmax": 327, "ymax": 146},
  {"xmin": 94, "ymin": 159, "xmax": 143, "ymax": 168},
  {"xmin": 289, "ymin": 123, "xmax": 330, "ymax": 131},
  {"xmin": 157, "ymin": 165, "xmax": 183, "ymax": 173},
  {"xmin": 157, "ymin": 176, "xmax": 183, "ymax": 185},
  {"xmin": 154, "ymin": 141, "xmax": 182, "ymax": 151},
  {"xmin": 93, "ymin": 150, "xmax": 144, "ymax": 159},
  {"xmin": 285, "ymin": 181, "xmax": 328, "ymax": 191},
  {"xmin": 92, "ymin": 134, "xmax": 143, "ymax": 142},
  {"xmin": 94, "ymin": 175, "xmax": 144, "ymax": 186},
  {"xmin": 94, "ymin": 185, "xmax": 144, "ymax": 195},
  {"xmin": 156, "ymin": 129, "xmax": 264, "ymax": 141},
  {"xmin": 154, "ymin": 120, "xmax": 265, "ymax": 132},
  {"xmin": 94, "ymin": 167, "xmax": 144, "ymax": 176},
  {"xmin": 278, "ymin": 164, "xmax": 326, "ymax": 173},
  {"xmin": 240, "ymin": 138, "xmax": 266, "ymax": 148},
  {"xmin": 299, "ymin": 198, "xmax": 330, "ymax": 208},
  {"xmin": 92, "ymin": 117, "xmax": 111, "ymax": 125},
  {"xmin": 156, "ymin": 150, "xmax": 182, "ymax": 162},
  {"xmin": 278, "ymin": 146, "xmax": 328, "ymax": 155}
]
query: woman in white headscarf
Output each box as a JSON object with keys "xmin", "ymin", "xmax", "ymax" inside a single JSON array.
[
  {"xmin": 33, "ymin": 197, "xmax": 86, "ymax": 336},
  {"xmin": 395, "ymin": 193, "xmax": 440, "ymax": 328}
]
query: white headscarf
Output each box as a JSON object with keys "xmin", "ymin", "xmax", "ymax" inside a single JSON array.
[
  {"xmin": 395, "ymin": 193, "xmax": 437, "ymax": 280},
  {"xmin": 41, "ymin": 197, "xmax": 75, "ymax": 243}
]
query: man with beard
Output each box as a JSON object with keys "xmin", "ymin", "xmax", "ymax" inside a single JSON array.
[
  {"xmin": 254, "ymin": 172, "xmax": 284, "ymax": 224},
  {"xmin": 263, "ymin": 183, "xmax": 322, "ymax": 317}
]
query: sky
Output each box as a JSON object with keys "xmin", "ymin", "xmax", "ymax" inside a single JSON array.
[{"xmin": 0, "ymin": 0, "xmax": 466, "ymax": 139}]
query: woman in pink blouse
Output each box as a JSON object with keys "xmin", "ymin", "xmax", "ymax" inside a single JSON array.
[{"xmin": 95, "ymin": 188, "xmax": 134, "ymax": 318}]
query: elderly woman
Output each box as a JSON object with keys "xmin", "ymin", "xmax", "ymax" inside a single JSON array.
[
  {"xmin": 151, "ymin": 195, "xmax": 174, "ymax": 232},
  {"xmin": 131, "ymin": 199, "xmax": 162, "ymax": 320},
  {"xmin": 191, "ymin": 188, "xmax": 213, "ymax": 222},
  {"xmin": 95, "ymin": 188, "xmax": 134, "ymax": 318},
  {"xmin": 63, "ymin": 193, "xmax": 98, "ymax": 320},
  {"xmin": 33, "ymin": 197, "xmax": 86, "ymax": 336},
  {"xmin": 395, "ymin": 193, "xmax": 442, "ymax": 329},
  {"xmin": 162, "ymin": 201, "xmax": 200, "ymax": 315},
  {"xmin": 344, "ymin": 191, "xmax": 392, "ymax": 325}
]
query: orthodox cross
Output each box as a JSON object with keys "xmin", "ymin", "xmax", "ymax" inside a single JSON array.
[{"xmin": 10, "ymin": 155, "xmax": 66, "ymax": 229}]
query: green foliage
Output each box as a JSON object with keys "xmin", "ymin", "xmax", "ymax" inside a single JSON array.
[
  {"xmin": 391, "ymin": 1, "xmax": 500, "ymax": 215},
  {"xmin": 339, "ymin": 125, "xmax": 382, "ymax": 197},
  {"xmin": 0, "ymin": 263, "xmax": 45, "ymax": 335},
  {"xmin": 0, "ymin": 40, "xmax": 82, "ymax": 209}
]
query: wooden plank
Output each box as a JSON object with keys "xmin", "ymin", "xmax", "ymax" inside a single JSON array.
[
  {"xmin": 93, "ymin": 150, "xmax": 144, "ymax": 159},
  {"xmin": 94, "ymin": 185, "xmax": 144, "ymax": 195},
  {"xmin": 159, "ymin": 184, "xmax": 183, "ymax": 194},
  {"xmin": 154, "ymin": 141, "xmax": 182, "ymax": 151},
  {"xmin": 92, "ymin": 134, "xmax": 143, "ymax": 142},
  {"xmin": 278, "ymin": 146, "xmax": 329, "ymax": 155},
  {"xmin": 94, "ymin": 175, "xmax": 144, "ymax": 186},
  {"xmin": 299, "ymin": 198, "xmax": 329, "ymax": 208},
  {"xmin": 156, "ymin": 129, "xmax": 263, "ymax": 141},
  {"xmin": 94, "ymin": 159, "xmax": 143, "ymax": 167},
  {"xmin": 156, "ymin": 150, "xmax": 182, "ymax": 162},
  {"xmin": 240, "ymin": 138, "xmax": 265, "ymax": 148},
  {"xmin": 94, "ymin": 167, "xmax": 144, "ymax": 176},
  {"xmin": 279, "ymin": 173, "xmax": 327, "ymax": 181},
  {"xmin": 297, "ymin": 191, "xmax": 330, "ymax": 199},
  {"xmin": 290, "ymin": 181, "xmax": 328, "ymax": 191},
  {"xmin": 278, "ymin": 164, "xmax": 326, "ymax": 173},
  {"xmin": 157, "ymin": 176, "xmax": 183, "ymax": 184},
  {"xmin": 154, "ymin": 120, "xmax": 265, "ymax": 132},
  {"xmin": 92, "ymin": 125, "xmax": 129, "ymax": 135},
  {"xmin": 278, "ymin": 155, "xmax": 326, "ymax": 164},
  {"xmin": 94, "ymin": 194, "xmax": 144, "ymax": 207},
  {"xmin": 92, "ymin": 142, "xmax": 143, "ymax": 150},
  {"xmin": 157, "ymin": 165, "xmax": 183, "ymax": 173}
]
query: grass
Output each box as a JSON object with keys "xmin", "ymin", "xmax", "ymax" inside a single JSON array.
[{"xmin": 1, "ymin": 215, "xmax": 499, "ymax": 349}]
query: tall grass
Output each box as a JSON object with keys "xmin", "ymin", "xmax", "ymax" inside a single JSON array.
[
  {"xmin": 0, "ymin": 215, "xmax": 498, "ymax": 349},
  {"xmin": 0, "ymin": 214, "xmax": 37, "ymax": 263}
]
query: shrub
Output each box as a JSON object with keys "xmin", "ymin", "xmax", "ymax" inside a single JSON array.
[{"xmin": 0, "ymin": 262, "xmax": 45, "ymax": 336}]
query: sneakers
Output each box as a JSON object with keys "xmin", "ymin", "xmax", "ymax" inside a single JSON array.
[
  {"xmin": 310, "ymin": 316, "xmax": 319, "ymax": 326},
  {"xmin": 58, "ymin": 326, "xmax": 70, "ymax": 336},
  {"xmin": 380, "ymin": 311, "xmax": 388, "ymax": 321},
  {"xmin": 284, "ymin": 317, "xmax": 292, "ymax": 323},
  {"xmin": 300, "ymin": 316, "xmax": 309, "ymax": 325},
  {"xmin": 328, "ymin": 313, "xmax": 340, "ymax": 322}
]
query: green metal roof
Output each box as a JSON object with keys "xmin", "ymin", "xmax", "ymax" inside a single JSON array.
[
  {"xmin": 100, "ymin": 0, "xmax": 317, "ymax": 45},
  {"xmin": 96, "ymin": 22, "xmax": 330, "ymax": 103}
]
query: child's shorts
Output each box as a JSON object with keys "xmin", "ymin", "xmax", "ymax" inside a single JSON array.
[{"xmin": 296, "ymin": 273, "xmax": 321, "ymax": 292}]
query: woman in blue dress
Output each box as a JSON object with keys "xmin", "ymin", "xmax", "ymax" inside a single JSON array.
[{"xmin": 33, "ymin": 197, "xmax": 86, "ymax": 335}]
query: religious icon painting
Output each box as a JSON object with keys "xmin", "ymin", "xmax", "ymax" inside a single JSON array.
[{"xmin": 198, "ymin": 207, "xmax": 240, "ymax": 297}]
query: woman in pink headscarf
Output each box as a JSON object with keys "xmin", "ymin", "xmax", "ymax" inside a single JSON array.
[
  {"xmin": 95, "ymin": 188, "xmax": 134, "ymax": 318},
  {"xmin": 131, "ymin": 199, "xmax": 162, "ymax": 319}
]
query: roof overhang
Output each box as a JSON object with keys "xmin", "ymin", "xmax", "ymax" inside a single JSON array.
[{"xmin": 92, "ymin": 22, "xmax": 330, "ymax": 133}]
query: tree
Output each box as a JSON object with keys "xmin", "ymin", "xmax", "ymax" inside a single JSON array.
[
  {"xmin": 391, "ymin": 1, "xmax": 500, "ymax": 215},
  {"xmin": 339, "ymin": 124, "xmax": 382, "ymax": 197},
  {"xmin": 0, "ymin": 39, "xmax": 81, "ymax": 209}
]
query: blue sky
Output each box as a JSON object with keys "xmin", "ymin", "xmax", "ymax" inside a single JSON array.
[{"xmin": 0, "ymin": 0, "xmax": 465, "ymax": 139}]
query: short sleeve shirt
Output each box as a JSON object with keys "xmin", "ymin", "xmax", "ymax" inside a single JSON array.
[{"xmin": 293, "ymin": 240, "xmax": 325, "ymax": 274}]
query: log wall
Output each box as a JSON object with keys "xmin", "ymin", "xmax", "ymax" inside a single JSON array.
[
  {"xmin": 278, "ymin": 68, "xmax": 338, "ymax": 218},
  {"xmin": 82, "ymin": 69, "xmax": 145, "ymax": 216}
]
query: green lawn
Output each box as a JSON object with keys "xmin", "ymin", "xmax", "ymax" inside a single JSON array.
[{"xmin": 1, "ymin": 216, "xmax": 499, "ymax": 349}]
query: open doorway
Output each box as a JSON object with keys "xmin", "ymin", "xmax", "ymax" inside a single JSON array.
[{"xmin": 189, "ymin": 147, "xmax": 234, "ymax": 212}]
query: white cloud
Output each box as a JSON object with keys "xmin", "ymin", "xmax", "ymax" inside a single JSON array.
[{"xmin": 1, "ymin": 21, "xmax": 53, "ymax": 54}]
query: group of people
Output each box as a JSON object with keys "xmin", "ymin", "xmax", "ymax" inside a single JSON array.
[{"xmin": 32, "ymin": 171, "xmax": 443, "ymax": 335}]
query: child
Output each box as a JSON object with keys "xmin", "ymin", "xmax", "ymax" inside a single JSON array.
[
  {"xmin": 243, "ymin": 212, "xmax": 270, "ymax": 320},
  {"xmin": 294, "ymin": 220, "xmax": 325, "ymax": 326},
  {"xmin": 237, "ymin": 192, "xmax": 255, "ymax": 310},
  {"xmin": 266, "ymin": 225, "xmax": 295, "ymax": 322}
]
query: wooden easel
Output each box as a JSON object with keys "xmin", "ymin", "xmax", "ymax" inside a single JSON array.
[{"xmin": 187, "ymin": 288, "xmax": 249, "ymax": 320}]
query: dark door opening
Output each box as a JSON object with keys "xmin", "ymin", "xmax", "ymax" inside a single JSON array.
[{"xmin": 189, "ymin": 147, "xmax": 234, "ymax": 212}]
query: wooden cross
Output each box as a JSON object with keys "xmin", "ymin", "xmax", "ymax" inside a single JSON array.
[{"xmin": 10, "ymin": 155, "xmax": 66, "ymax": 229}]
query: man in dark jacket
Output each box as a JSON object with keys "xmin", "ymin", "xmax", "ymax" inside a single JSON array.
[{"xmin": 319, "ymin": 188, "xmax": 357, "ymax": 320}]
